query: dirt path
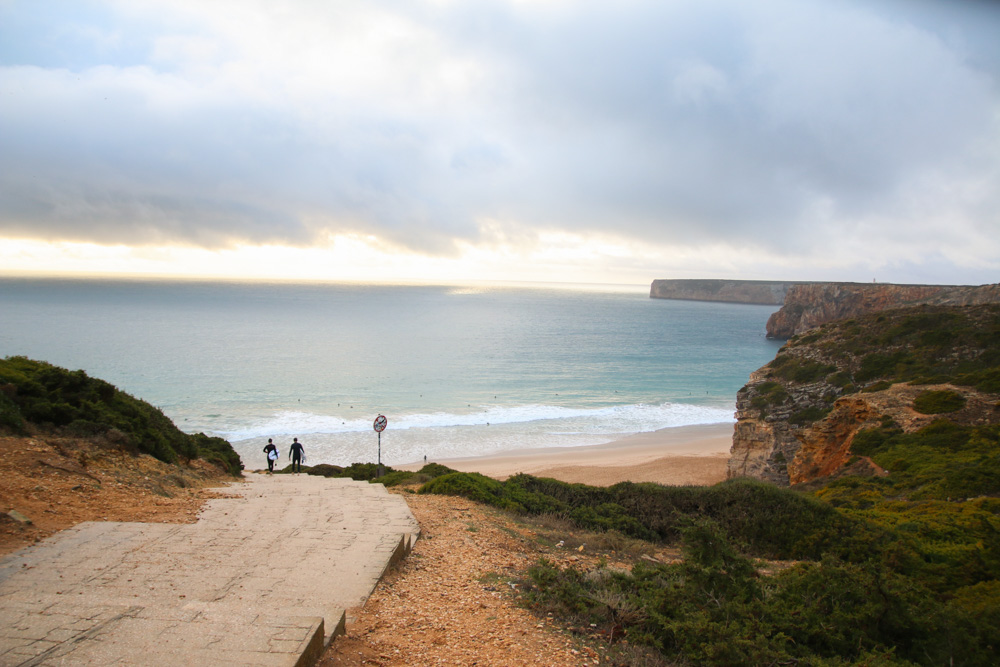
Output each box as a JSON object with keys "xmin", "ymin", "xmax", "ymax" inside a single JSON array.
[{"xmin": 318, "ymin": 492, "xmax": 602, "ymax": 667}]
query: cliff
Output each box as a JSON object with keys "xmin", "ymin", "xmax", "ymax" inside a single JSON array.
[
  {"xmin": 765, "ymin": 282, "xmax": 1000, "ymax": 338},
  {"xmin": 649, "ymin": 279, "xmax": 799, "ymax": 305},
  {"xmin": 728, "ymin": 303, "xmax": 1000, "ymax": 487}
]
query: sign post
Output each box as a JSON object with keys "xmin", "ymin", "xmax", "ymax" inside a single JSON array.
[{"xmin": 373, "ymin": 414, "xmax": 387, "ymax": 478}]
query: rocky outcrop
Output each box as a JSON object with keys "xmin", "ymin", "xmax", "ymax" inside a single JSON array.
[
  {"xmin": 650, "ymin": 279, "xmax": 799, "ymax": 305},
  {"xmin": 728, "ymin": 303, "xmax": 1000, "ymax": 486},
  {"xmin": 786, "ymin": 385, "xmax": 999, "ymax": 485},
  {"xmin": 731, "ymin": 381, "xmax": 998, "ymax": 486},
  {"xmin": 765, "ymin": 282, "xmax": 1000, "ymax": 339}
]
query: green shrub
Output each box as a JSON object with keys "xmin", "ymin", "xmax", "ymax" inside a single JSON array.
[
  {"xmin": 864, "ymin": 380, "xmax": 894, "ymax": 393},
  {"xmin": 827, "ymin": 371, "xmax": 854, "ymax": 389},
  {"xmin": 956, "ymin": 368, "xmax": 1000, "ymax": 394},
  {"xmin": 857, "ymin": 351, "xmax": 912, "ymax": 382},
  {"xmin": 337, "ymin": 462, "xmax": 394, "ymax": 481},
  {"xmin": 0, "ymin": 356, "xmax": 241, "ymax": 474},
  {"xmin": 519, "ymin": 522, "xmax": 986, "ymax": 665},
  {"xmin": 789, "ymin": 405, "xmax": 832, "ymax": 426},
  {"xmin": 510, "ymin": 304, "xmax": 1000, "ymax": 665},
  {"xmin": 947, "ymin": 580, "xmax": 1000, "ymax": 654},
  {"xmin": 421, "ymin": 472, "xmax": 885, "ymax": 562},
  {"xmin": 418, "ymin": 462, "xmax": 457, "ymax": 478},
  {"xmin": 913, "ymin": 390, "xmax": 967, "ymax": 415},
  {"xmin": 306, "ymin": 463, "xmax": 344, "ymax": 477},
  {"xmin": 750, "ymin": 381, "xmax": 789, "ymax": 412},
  {"xmin": 0, "ymin": 388, "xmax": 25, "ymax": 433},
  {"xmin": 419, "ymin": 471, "xmax": 528, "ymax": 510},
  {"xmin": 908, "ymin": 374, "xmax": 952, "ymax": 386},
  {"xmin": 800, "ymin": 305, "xmax": 1000, "ymax": 394},
  {"xmin": 769, "ymin": 356, "xmax": 837, "ymax": 383},
  {"xmin": 851, "ymin": 427, "xmax": 898, "ymax": 457},
  {"xmin": 376, "ymin": 470, "xmax": 419, "ymax": 486},
  {"xmin": 190, "ymin": 433, "xmax": 242, "ymax": 475}
]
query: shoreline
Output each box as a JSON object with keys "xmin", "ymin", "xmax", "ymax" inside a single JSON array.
[{"xmin": 396, "ymin": 422, "xmax": 735, "ymax": 487}]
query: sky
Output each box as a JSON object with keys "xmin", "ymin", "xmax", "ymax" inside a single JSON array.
[{"xmin": 1, "ymin": 0, "xmax": 998, "ymax": 286}]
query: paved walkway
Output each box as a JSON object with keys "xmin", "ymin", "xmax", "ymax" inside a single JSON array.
[{"xmin": 0, "ymin": 475, "xmax": 419, "ymax": 666}]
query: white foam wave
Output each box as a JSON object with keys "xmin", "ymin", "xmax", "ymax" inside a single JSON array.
[{"xmin": 216, "ymin": 401, "xmax": 734, "ymax": 442}]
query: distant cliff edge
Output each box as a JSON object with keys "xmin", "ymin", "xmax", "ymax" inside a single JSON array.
[
  {"xmin": 651, "ymin": 279, "xmax": 1000, "ymax": 339},
  {"xmin": 766, "ymin": 282, "xmax": 1000, "ymax": 338},
  {"xmin": 649, "ymin": 279, "xmax": 799, "ymax": 305}
]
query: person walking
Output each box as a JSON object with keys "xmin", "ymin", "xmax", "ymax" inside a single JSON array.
[
  {"xmin": 289, "ymin": 437, "xmax": 305, "ymax": 473},
  {"xmin": 263, "ymin": 439, "xmax": 278, "ymax": 474}
]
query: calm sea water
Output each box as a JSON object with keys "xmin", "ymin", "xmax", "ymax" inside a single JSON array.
[{"xmin": 0, "ymin": 278, "xmax": 782, "ymax": 469}]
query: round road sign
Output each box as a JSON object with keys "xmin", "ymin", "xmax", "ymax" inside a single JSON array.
[{"xmin": 373, "ymin": 415, "xmax": 387, "ymax": 432}]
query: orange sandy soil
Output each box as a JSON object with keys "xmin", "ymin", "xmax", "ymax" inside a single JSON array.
[
  {"xmin": 0, "ymin": 434, "xmax": 233, "ymax": 556},
  {"xmin": 318, "ymin": 491, "xmax": 681, "ymax": 667}
]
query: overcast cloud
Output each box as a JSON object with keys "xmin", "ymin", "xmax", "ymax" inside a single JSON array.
[{"xmin": 1, "ymin": 0, "xmax": 998, "ymax": 283}]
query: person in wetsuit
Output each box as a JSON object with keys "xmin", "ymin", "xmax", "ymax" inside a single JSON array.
[
  {"xmin": 289, "ymin": 437, "xmax": 305, "ymax": 473},
  {"xmin": 263, "ymin": 439, "xmax": 278, "ymax": 474}
]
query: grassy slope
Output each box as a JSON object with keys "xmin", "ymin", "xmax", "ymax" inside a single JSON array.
[{"xmin": 0, "ymin": 356, "xmax": 241, "ymax": 475}]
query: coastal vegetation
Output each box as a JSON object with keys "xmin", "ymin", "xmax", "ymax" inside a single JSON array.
[
  {"xmin": 418, "ymin": 304, "xmax": 1000, "ymax": 665},
  {"xmin": 754, "ymin": 304, "xmax": 1000, "ymax": 412},
  {"xmin": 730, "ymin": 303, "xmax": 1000, "ymax": 491},
  {"xmin": 0, "ymin": 356, "xmax": 242, "ymax": 475},
  {"xmin": 782, "ymin": 304, "xmax": 1000, "ymax": 395},
  {"xmin": 418, "ymin": 433, "xmax": 998, "ymax": 664},
  {"xmin": 275, "ymin": 460, "xmax": 458, "ymax": 487}
]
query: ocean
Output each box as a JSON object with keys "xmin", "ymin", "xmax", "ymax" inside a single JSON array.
[{"xmin": 0, "ymin": 278, "xmax": 783, "ymax": 470}]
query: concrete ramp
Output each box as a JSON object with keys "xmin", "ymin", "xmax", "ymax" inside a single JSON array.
[{"xmin": 0, "ymin": 475, "xmax": 419, "ymax": 666}]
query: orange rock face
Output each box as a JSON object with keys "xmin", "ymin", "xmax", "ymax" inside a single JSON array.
[{"xmin": 730, "ymin": 382, "xmax": 999, "ymax": 487}]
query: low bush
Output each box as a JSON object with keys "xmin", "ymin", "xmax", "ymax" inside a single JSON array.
[
  {"xmin": 0, "ymin": 388, "xmax": 25, "ymax": 432},
  {"xmin": 299, "ymin": 462, "xmax": 456, "ymax": 485},
  {"xmin": 190, "ymin": 432, "xmax": 242, "ymax": 476},
  {"xmin": 420, "ymin": 471, "xmax": 520, "ymax": 508},
  {"xmin": 749, "ymin": 381, "xmax": 789, "ymax": 412},
  {"xmin": 856, "ymin": 350, "xmax": 913, "ymax": 382},
  {"xmin": 913, "ymin": 389, "xmax": 967, "ymax": 415},
  {"xmin": 419, "ymin": 462, "xmax": 458, "ymax": 478},
  {"xmin": 306, "ymin": 463, "xmax": 344, "ymax": 477},
  {"xmin": 421, "ymin": 473, "xmax": 886, "ymax": 561},
  {"xmin": 789, "ymin": 405, "xmax": 832, "ymax": 425},
  {"xmin": 838, "ymin": 421, "xmax": 1000, "ymax": 502},
  {"xmin": 335, "ymin": 462, "xmax": 392, "ymax": 481},
  {"xmin": 519, "ymin": 521, "xmax": 996, "ymax": 665},
  {"xmin": 0, "ymin": 356, "xmax": 241, "ymax": 475},
  {"xmin": 768, "ymin": 356, "xmax": 837, "ymax": 383}
]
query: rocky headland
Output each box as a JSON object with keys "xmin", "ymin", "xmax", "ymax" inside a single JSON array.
[
  {"xmin": 651, "ymin": 279, "xmax": 1000, "ymax": 341},
  {"xmin": 765, "ymin": 282, "xmax": 1000, "ymax": 338},
  {"xmin": 728, "ymin": 303, "xmax": 1000, "ymax": 487},
  {"xmin": 649, "ymin": 278, "xmax": 800, "ymax": 305}
]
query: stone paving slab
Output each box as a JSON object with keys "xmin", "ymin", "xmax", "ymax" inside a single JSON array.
[{"xmin": 0, "ymin": 475, "xmax": 419, "ymax": 666}]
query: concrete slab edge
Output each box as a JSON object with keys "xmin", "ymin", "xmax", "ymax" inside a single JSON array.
[
  {"xmin": 295, "ymin": 617, "xmax": 327, "ymax": 667},
  {"xmin": 319, "ymin": 530, "xmax": 415, "ymax": 664}
]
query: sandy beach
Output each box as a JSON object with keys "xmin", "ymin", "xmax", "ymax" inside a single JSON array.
[{"xmin": 397, "ymin": 422, "xmax": 735, "ymax": 487}]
